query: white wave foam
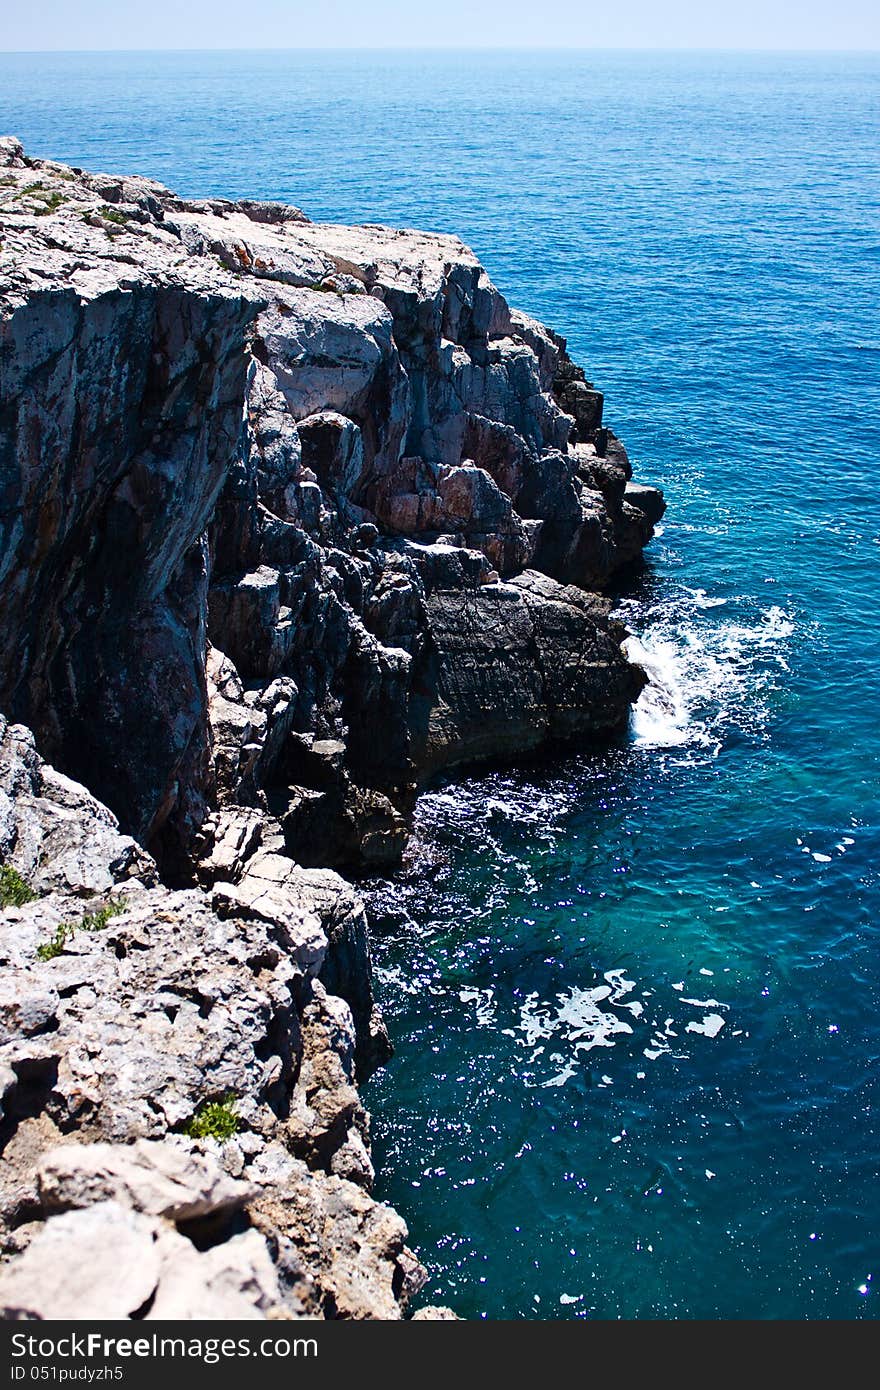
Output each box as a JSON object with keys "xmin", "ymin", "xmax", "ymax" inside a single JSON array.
[
  {"xmin": 622, "ymin": 633, "xmax": 696, "ymax": 748},
  {"xmin": 686, "ymin": 1014, "xmax": 726, "ymax": 1038},
  {"xmin": 683, "ymin": 586, "xmax": 728, "ymax": 609},
  {"xmin": 619, "ymin": 593, "xmax": 797, "ymax": 753},
  {"xmin": 458, "ymin": 986, "xmax": 497, "ymax": 1027},
  {"xmin": 499, "ymin": 968, "xmax": 732, "ymax": 1087}
]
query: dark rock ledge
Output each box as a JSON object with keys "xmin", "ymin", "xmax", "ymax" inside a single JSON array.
[{"xmin": 0, "ymin": 135, "xmax": 663, "ymax": 1318}]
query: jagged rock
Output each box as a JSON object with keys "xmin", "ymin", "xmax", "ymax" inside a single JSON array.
[
  {"xmin": 214, "ymin": 850, "xmax": 389, "ymax": 1074},
  {"xmin": 412, "ymin": 1306, "xmax": 460, "ymax": 1320},
  {"xmin": 212, "ymin": 853, "xmax": 326, "ymax": 974},
  {"xmin": 146, "ymin": 1225, "xmax": 285, "ymax": 1320},
  {"xmin": 0, "ymin": 717, "xmax": 156, "ymax": 896},
  {"xmin": 0, "ymin": 138, "xmax": 668, "ymax": 1320},
  {"xmin": 285, "ymin": 982, "xmax": 368, "ymax": 1178},
  {"xmin": 0, "ymin": 884, "xmax": 301, "ymax": 1140},
  {"xmin": 1, "ymin": 139, "xmax": 660, "ymax": 876},
  {"xmin": 625, "ymin": 480, "xmax": 667, "ymax": 526},
  {"xmin": 297, "ymin": 411, "xmax": 369, "ymax": 509},
  {"xmin": 329, "ymin": 1128, "xmax": 375, "ymax": 1188},
  {"xmin": 0, "ymin": 205, "xmax": 260, "ymax": 867},
  {"xmin": 0, "ymin": 1196, "xmax": 287, "ymax": 1321},
  {"xmin": 298, "ymin": 866, "xmax": 393, "ymax": 1076},
  {"xmin": 248, "ymin": 1144, "xmax": 424, "ymax": 1320},
  {"xmin": 258, "ymin": 291, "xmax": 410, "ymax": 479},
  {"xmin": 0, "ymin": 136, "xmax": 24, "ymax": 166},
  {"xmin": 274, "ymin": 780, "xmax": 409, "ymax": 872},
  {"xmin": 372, "ymin": 459, "xmax": 535, "ymax": 575},
  {"xmin": 37, "ymin": 1139, "xmax": 255, "ymax": 1221},
  {"xmin": 194, "ymin": 807, "xmax": 268, "ymax": 884},
  {"xmin": 0, "ymin": 741, "xmax": 424, "ymax": 1318}
]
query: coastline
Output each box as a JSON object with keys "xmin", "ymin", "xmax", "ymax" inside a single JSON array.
[{"xmin": 0, "ymin": 136, "xmax": 662, "ymax": 1318}]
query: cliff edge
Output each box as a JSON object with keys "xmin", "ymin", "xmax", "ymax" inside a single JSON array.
[{"xmin": 0, "ymin": 136, "xmax": 663, "ymax": 1318}]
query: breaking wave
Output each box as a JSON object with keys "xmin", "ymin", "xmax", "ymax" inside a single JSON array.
[{"xmin": 618, "ymin": 589, "xmax": 797, "ymax": 755}]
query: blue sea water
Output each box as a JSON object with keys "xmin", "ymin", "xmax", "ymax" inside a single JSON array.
[{"xmin": 2, "ymin": 49, "xmax": 879, "ymax": 1319}]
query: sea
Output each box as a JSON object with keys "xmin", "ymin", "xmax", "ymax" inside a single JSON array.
[{"xmin": 2, "ymin": 48, "xmax": 878, "ymax": 1319}]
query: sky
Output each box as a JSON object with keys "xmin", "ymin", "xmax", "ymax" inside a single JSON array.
[{"xmin": 2, "ymin": 0, "xmax": 879, "ymax": 52}]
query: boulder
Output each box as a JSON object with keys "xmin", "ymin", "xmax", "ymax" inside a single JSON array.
[
  {"xmin": 37, "ymin": 1139, "xmax": 256, "ymax": 1221},
  {"xmin": 412, "ymin": 570, "xmax": 644, "ymax": 775},
  {"xmin": 146, "ymin": 1225, "xmax": 284, "ymax": 1320},
  {"xmin": 0, "ymin": 1201, "xmax": 162, "ymax": 1319}
]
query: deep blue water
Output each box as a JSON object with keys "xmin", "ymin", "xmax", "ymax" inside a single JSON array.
[{"xmin": 2, "ymin": 49, "xmax": 879, "ymax": 1319}]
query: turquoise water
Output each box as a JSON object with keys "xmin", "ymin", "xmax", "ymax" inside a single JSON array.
[{"xmin": 3, "ymin": 49, "xmax": 879, "ymax": 1319}]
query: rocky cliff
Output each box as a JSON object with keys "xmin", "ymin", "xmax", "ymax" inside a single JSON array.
[{"xmin": 0, "ymin": 136, "xmax": 663, "ymax": 1318}]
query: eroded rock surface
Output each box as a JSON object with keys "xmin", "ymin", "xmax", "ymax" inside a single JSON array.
[
  {"xmin": 0, "ymin": 138, "xmax": 664, "ymax": 1319},
  {"xmin": 1, "ymin": 136, "xmax": 662, "ymax": 879},
  {"xmin": 0, "ymin": 719, "xmax": 421, "ymax": 1319}
]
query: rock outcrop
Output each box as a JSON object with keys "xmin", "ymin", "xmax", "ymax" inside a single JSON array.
[
  {"xmin": 0, "ymin": 714, "xmax": 423, "ymax": 1318},
  {"xmin": 0, "ymin": 136, "xmax": 663, "ymax": 1318},
  {"xmin": 0, "ymin": 135, "xmax": 662, "ymax": 882}
]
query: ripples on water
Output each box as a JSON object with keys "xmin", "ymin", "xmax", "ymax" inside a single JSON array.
[
  {"xmin": 363, "ymin": 567, "xmax": 878, "ymax": 1317},
  {"xmin": 3, "ymin": 47, "xmax": 879, "ymax": 1320}
]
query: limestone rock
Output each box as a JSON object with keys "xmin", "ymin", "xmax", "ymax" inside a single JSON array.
[
  {"xmin": 0, "ymin": 740, "xmax": 424, "ymax": 1318},
  {"xmin": 414, "ymin": 569, "xmax": 644, "ymax": 775},
  {"xmin": 0, "ymin": 1196, "xmax": 287, "ymax": 1321},
  {"xmin": 37, "ymin": 1139, "xmax": 256, "ymax": 1221},
  {"xmin": 146, "ymin": 1225, "xmax": 285, "ymax": 1320},
  {"xmin": 0, "ymin": 717, "xmax": 155, "ymax": 896},
  {"xmin": 625, "ymin": 480, "xmax": 667, "ymax": 526},
  {"xmin": 1, "ymin": 138, "xmax": 660, "ymax": 876},
  {"xmin": 0, "ymin": 137, "xmax": 669, "ymax": 1321},
  {"xmin": 0, "ymin": 1201, "xmax": 161, "ymax": 1319},
  {"xmin": 248, "ymin": 1145, "xmax": 425, "ymax": 1320}
]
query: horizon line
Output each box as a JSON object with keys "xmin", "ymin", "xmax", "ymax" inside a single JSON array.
[{"xmin": 1, "ymin": 45, "xmax": 879, "ymax": 56}]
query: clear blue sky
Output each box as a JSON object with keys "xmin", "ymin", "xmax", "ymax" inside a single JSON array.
[{"xmin": 3, "ymin": 0, "xmax": 879, "ymax": 51}]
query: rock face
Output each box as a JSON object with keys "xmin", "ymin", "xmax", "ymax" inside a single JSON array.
[
  {"xmin": 0, "ymin": 136, "xmax": 661, "ymax": 880},
  {"xmin": 0, "ymin": 714, "xmax": 423, "ymax": 1319},
  {"xmin": 0, "ymin": 137, "xmax": 664, "ymax": 1319}
]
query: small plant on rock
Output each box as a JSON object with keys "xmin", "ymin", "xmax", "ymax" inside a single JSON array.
[
  {"xmin": 79, "ymin": 899, "xmax": 126, "ymax": 932},
  {"xmin": 33, "ymin": 191, "xmax": 66, "ymax": 215},
  {"xmin": 0, "ymin": 865, "xmax": 37, "ymax": 909},
  {"xmin": 35, "ymin": 896, "xmax": 127, "ymax": 961},
  {"xmin": 184, "ymin": 1095, "xmax": 239, "ymax": 1141},
  {"xmin": 35, "ymin": 921, "xmax": 74, "ymax": 961}
]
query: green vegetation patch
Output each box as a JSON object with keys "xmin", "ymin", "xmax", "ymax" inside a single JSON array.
[
  {"xmin": 305, "ymin": 280, "xmax": 346, "ymax": 297},
  {"xmin": 35, "ymin": 896, "xmax": 127, "ymax": 961},
  {"xmin": 0, "ymin": 865, "xmax": 37, "ymax": 909},
  {"xmin": 184, "ymin": 1096, "xmax": 240, "ymax": 1142},
  {"xmin": 33, "ymin": 191, "xmax": 66, "ymax": 216},
  {"xmin": 35, "ymin": 923, "xmax": 73, "ymax": 962},
  {"xmin": 7, "ymin": 182, "xmax": 68, "ymax": 215}
]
